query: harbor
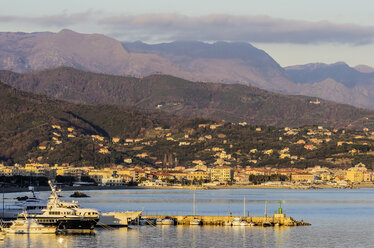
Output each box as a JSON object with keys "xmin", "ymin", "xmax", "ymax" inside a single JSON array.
[
  {"xmin": 1, "ymin": 187, "xmax": 373, "ymax": 248},
  {"xmin": 139, "ymin": 215, "xmax": 309, "ymax": 226},
  {"xmin": 0, "ymin": 184, "xmax": 310, "ymax": 236}
]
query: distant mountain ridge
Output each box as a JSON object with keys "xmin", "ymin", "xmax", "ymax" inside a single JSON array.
[
  {"xmin": 2, "ymin": 30, "xmax": 374, "ymax": 109},
  {"xmin": 0, "ymin": 29, "xmax": 294, "ymax": 92},
  {"xmin": 1, "ymin": 67, "xmax": 374, "ymax": 129},
  {"xmin": 285, "ymin": 62, "xmax": 374, "ymax": 88}
]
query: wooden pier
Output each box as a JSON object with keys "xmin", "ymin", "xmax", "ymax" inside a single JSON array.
[{"xmin": 140, "ymin": 214, "xmax": 310, "ymax": 226}]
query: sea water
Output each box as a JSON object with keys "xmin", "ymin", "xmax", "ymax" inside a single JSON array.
[{"xmin": 1, "ymin": 188, "xmax": 374, "ymax": 248}]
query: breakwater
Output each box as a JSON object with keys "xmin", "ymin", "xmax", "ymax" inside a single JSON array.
[{"xmin": 141, "ymin": 215, "xmax": 310, "ymax": 226}]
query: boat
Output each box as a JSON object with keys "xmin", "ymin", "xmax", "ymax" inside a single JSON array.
[
  {"xmin": 189, "ymin": 191, "xmax": 202, "ymax": 225},
  {"xmin": 156, "ymin": 217, "xmax": 174, "ymax": 225},
  {"xmin": 262, "ymin": 200, "xmax": 272, "ymax": 227},
  {"xmin": 137, "ymin": 217, "xmax": 156, "ymax": 225},
  {"xmin": 190, "ymin": 217, "xmax": 202, "ymax": 225},
  {"xmin": 224, "ymin": 201, "xmax": 232, "ymax": 226},
  {"xmin": 0, "ymin": 187, "xmax": 48, "ymax": 220},
  {"xmin": 20, "ymin": 181, "xmax": 100, "ymax": 231},
  {"xmin": 239, "ymin": 221, "xmax": 248, "ymax": 226},
  {"xmin": 262, "ymin": 221, "xmax": 272, "ymax": 227},
  {"xmin": 240, "ymin": 196, "xmax": 248, "ymax": 226},
  {"xmin": 223, "ymin": 221, "xmax": 232, "ymax": 226},
  {"xmin": 3, "ymin": 217, "xmax": 56, "ymax": 234},
  {"xmin": 98, "ymin": 211, "xmax": 142, "ymax": 227},
  {"xmin": 232, "ymin": 218, "xmax": 242, "ymax": 226}
]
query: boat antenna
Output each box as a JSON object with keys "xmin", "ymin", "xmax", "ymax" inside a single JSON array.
[{"xmin": 48, "ymin": 180, "xmax": 59, "ymax": 206}]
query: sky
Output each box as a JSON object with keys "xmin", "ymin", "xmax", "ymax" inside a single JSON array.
[{"xmin": 2, "ymin": 0, "xmax": 374, "ymax": 67}]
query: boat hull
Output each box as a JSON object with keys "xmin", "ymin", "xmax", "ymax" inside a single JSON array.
[
  {"xmin": 32, "ymin": 217, "xmax": 99, "ymax": 230},
  {"xmin": 5, "ymin": 227, "xmax": 56, "ymax": 234}
]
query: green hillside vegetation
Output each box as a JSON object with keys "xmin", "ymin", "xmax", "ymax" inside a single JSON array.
[
  {"xmin": 0, "ymin": 82, "xmax": 189, "ymax": 164},
  {"xmin": 1, "ymin": 67, "xmax": 374, "ymax": 129},
  {"xmin": 2, "ymin": 81, "xmax": 374, "ymax": 169}
]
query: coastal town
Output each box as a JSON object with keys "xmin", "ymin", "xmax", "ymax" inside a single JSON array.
[
  {"xmin": 2, "ymin": 121, "xmax": 374, "ymax": 189},
  {"xmin": 0, "ymin": 160, "xmax": 372, "ymax": 189}
]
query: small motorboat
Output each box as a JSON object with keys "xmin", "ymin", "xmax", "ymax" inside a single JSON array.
[
  {"xmin": 224, "ymin": 221, "xmax": 232, "ymax": 226},
  {"xmin": 239, "ymin": 221, "xmax": 249, "ymax": 226},
  {"xmin": 139, "ymin": 217, "xmax": 156, "ymax": 225},
  {"xmin": 4, "ymin": 218, "xmax": 57, "ymax": 234},
  {"xmin": 156, "ymin": 217, "xmax": 175, "ymax": 225},
  {"xmin": 262, "ymin": 221, "xmax": 272, "ymax": 227},
  {"xmin": 190, "ymin": 217, "xmax": 202, "ymax": 225},
  {"xmin": 232, "ymin": 218, "xmax": 242, "ymax": 226}
]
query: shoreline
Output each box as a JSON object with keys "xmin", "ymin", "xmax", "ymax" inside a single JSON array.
[{"xmin": 2, "ymin": 182, "xmax": 374, "ymax": 193}]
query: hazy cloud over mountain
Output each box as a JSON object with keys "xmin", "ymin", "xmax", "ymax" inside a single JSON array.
[
  {"xmin": 0, "ymin": 10, "xmax": 96, "ymax": 27},
  {"xmin": 2, "ymin": 11, "xmax": 374, "ymax": 45},
  {"xmin": 101, "ymin": 14, "xmax": 374, "ymax": 45}
]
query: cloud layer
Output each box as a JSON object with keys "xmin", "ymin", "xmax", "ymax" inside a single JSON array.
[
  {"xmin": 1, "ymin": 11, "xmax": 374, "ymax": 44},
  {"xmin": 100, "ymin": 14, "xmax": 374, "ymax": 44}
]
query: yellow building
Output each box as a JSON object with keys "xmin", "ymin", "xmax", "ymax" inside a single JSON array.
[
  {"xmin": 346, "ymin": 170, "xmax": 364, "ymax": 182},
  {"xmin": 186, "ymin": 170, "xmax": 210, "ymax": 181},
  {"xmin": 0, "ymin": 164, "xmax": 14, "ymax": 176},
  {"xmin": 346, "ymin": 163, "xmax": 367, "ymax": 183},
  {"xmin": 291, "ymin": 173, "xmax": 315, "ymax": 182},
  {"xmin": 210, "ymin": 166, "xmax": 234, "ymax": 183}
]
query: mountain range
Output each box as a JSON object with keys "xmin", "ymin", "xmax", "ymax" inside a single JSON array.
[
  {"xmin": 1, "ymin": 29, "xmax": 374, "ymax": 109},
  {"xmin": 1, "ymin": 67, "xmax": 374, "ymax": 130}
]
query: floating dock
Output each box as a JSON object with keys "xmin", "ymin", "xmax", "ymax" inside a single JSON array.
[{"xmin": 140, "ymin": 215, "xmax": 310, "ymax": 226}]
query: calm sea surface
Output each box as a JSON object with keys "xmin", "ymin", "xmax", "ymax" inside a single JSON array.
[{"xmin": 1, "ymin": 188, "xmax": 374, "ymax": 248}]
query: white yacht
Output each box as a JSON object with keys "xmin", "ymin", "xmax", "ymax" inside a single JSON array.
[
  {"xmin": 3, "ymin": 217, "xmax": 56, "ymax": 234},
  {"xmin": 20, "ymin": 181, "xmax": 100, "ymax": 231}
]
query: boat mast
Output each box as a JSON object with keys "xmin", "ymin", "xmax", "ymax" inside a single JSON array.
[
  {"xmin": 227, "ymin": 200, "xmax": 230, "ymax": 221},
  {"xmin": 264, "ymin": 200, "xmax": 268, "ymax": 218},
  {"xmin": 243, "ymin": 197, "xmax": 245, "ymax": 218},
  {"xmin": 193, "ymin": 191, "xmax": 196, "ymax": 216}
]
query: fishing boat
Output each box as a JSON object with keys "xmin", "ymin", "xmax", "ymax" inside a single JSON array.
[{"xmin": 3, "ymin": 217, "xmax": 56, "ymax": 234}]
